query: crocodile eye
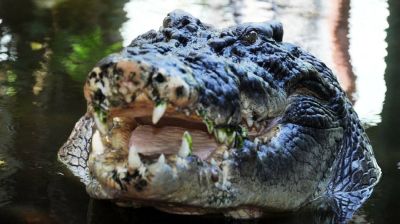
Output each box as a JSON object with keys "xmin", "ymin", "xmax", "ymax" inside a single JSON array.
[{"xmin": 242, "ymin": 30, "xmax": 258, "ymax": 45}]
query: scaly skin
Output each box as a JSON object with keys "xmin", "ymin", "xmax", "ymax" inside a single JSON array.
[{"xmin": 58, "ymin": 10, "xmax": 381, "ymax": 221}]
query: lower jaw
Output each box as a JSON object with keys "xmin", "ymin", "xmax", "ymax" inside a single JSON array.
[
  {"xmin": 88, "ymin": 112, "xmax": 251, "ymax": 212},
  {"xmin": 88, "ymin": 147, "xmax": 227, "ymax": 199},
  {"xmin": 89, "ymin": 150, "xmax": 243, "ymax": 209},
  {"xmin": 89, "ymin": 151, "xmax": 269, "ymax": 219}
]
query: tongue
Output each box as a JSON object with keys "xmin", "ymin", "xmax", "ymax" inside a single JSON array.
[{"xmin": 129, "ymin": 125, "xmax": 218, "ymax": 160}]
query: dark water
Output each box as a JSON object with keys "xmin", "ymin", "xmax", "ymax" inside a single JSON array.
[{"xmin": 0, "ymin": 0, "xmax": 399, "ymax": 223}]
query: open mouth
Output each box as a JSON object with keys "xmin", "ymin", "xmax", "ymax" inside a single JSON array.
[
  {"xmin": 90, "ymin": 93, "xmax": 245, "ymax": 169},
  {"xmin": 120, "ymin": 94, "xmax": 220, "ymax": 161},
  {"xmin": 89, "ymin": 86, "xmax": 283, "ymax": 168}
]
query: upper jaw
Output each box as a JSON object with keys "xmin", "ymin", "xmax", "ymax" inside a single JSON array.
[
  {"xmin": 84, "ymin": 57, "xmax": 245, "ymax": 200},
  {"xmin": 84, "ymin": 53, "xmax": 249, "ymax": 157},
  {"xmin": 84, "ymin": 53, "xmax": 200, "ymax": 131}
]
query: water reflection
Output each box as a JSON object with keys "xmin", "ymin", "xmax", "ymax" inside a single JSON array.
[
  {"xmin": 0, "ymin": 29, "xmax": 16, "ymax": 62},
  {"xmin": 0, "ymin": 28, "xmax": 19, "ymax": 205},
  {"xmin": 32, "ymin": 46, "xmax": 51, "ymax": 95},
  {"xmin": 0, "ymin": 101, "xmax": 20, "ymax": 206},
  {"xmin": 0, "ymin": 0, "xmax": 127, "ymax": 222},
  {"xmin": 0, "ymin": 70, "xmax": 17, "ymax": 97},
  {"xmin": 63, "ymin": 28, "xmax": 122, "ymax": 82},
  {"xmin": 33, "ymin": 0, "xmax": 66, "ymax": 9},
  {"xmin": 0, "ymin": 34, "xmax": 11, "ymax": 61},
  {"xmin": 348, "ymin": 0, "xmax": 389, "ymax": 127},
  {"xmin": 330, "ymin": 0, "xmax": 355, "ymax": 99},
  {"xmin": 84, "ymin": 199, "xmax": 342, "ymax": 224}
]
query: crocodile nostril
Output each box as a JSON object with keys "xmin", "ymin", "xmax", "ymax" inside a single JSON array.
[
  {"xmin": 175, "ymin": 86, "xmax": 185, "ymax": 98},
  {"xmin": 154, "ymin": 73, "xmax": 166, "ymax": 83}
]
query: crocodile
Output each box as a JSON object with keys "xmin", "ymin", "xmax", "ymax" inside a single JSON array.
[{"xmin": 58, "ymin": 10, "xmax": 381, "ymax": 221}]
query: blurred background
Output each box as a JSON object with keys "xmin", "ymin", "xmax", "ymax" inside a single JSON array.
[{"xmin": 0, "ymin": 0, "xmax": 398, "ymax": 223}]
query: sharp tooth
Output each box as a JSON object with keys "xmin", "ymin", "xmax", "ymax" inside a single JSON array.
[
  {"xmin": 179, "ymin": 131, "xmax": 192, "ymax": 157},
  {"xmin": 92, "ymin": 130, "xmax": 105, "ymax": 155},
  {"xmin": 158, "ymin": 153, "xmax": 166, "ymax": 164},
  {"xmin": 222, "ymin": 162, "xmax": 229, "ymax": 186},
  {"xmin": 241, "ymin": 127, "xmax": 248, "ymax": 137},
  {"xmin": 226, "ymin": 131, "xmax": 236, "ymax": 145},
  {"xmin": 243, "ymin": 100, "xmax": 249, "ymax": 109},
  {"xmin": 246, "ymin": 117, "xmax": 254, "ymax": 128},
  {"xmin": 210, "ymin": 158, "xmax": 217, "ymax": 166},
  {"xmin": 215, "ymin": 129, "xmax": 227, "ymax": 143},
  {"xmin": 138, "ymin": 166, "xmax": 147, "ymax": 176},
  {"xmin": 223, "ymin": 150, "xmax": 229, "ymax": 160},
  {"xmin": 184, "ymin": 109, "xmax": 190, "ymax": 116},
  {"xmin": 150, "ymin": 153, "xmax": 168, "ymax": 173},
  {"xmin": 206, "ymin": 122, "xmax": 214, "ymax": 134},
  {"xmin": 203, "ymin": 119, "xmax": 214, "ymax": 134},
  {"xmin": 152, "ymin": 101, "xmax": 167, "ymax": 124},
  {"xmin": 128, "ymin": 145, "xmax": 142, "ymax": 169},
  {"xmin": 176, "ymin": 157, "xmax": 189, "ymax": 168},
  {"xmin": 227, "ymin": 117, "xmax": 232, "ymax": 124},
  {"xmin": 254, "ymin": 137, "xmax": 261, "ymax": 145}
]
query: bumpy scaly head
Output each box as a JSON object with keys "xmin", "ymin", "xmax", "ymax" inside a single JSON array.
[
  {"xmin": 82, "ymin": 10, "xmax": 290, "ymax": 212},
  {"xmin": 59, "ymin": 10, "xmax": 380, "ymax": 218}
]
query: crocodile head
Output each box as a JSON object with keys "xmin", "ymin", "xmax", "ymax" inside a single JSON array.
[{"xmin": 58, "ymin": 10, "xmax": 381, "ymax": 219}]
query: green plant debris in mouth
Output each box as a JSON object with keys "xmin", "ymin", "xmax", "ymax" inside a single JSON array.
[{"xmin": 94, "ymin": 106, "xmax": 108, "ymax": 123}]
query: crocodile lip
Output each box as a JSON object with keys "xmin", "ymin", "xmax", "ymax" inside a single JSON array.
[{"xmin": 100, "ymin": 93, "xmax": 220, "ymax": 161}]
